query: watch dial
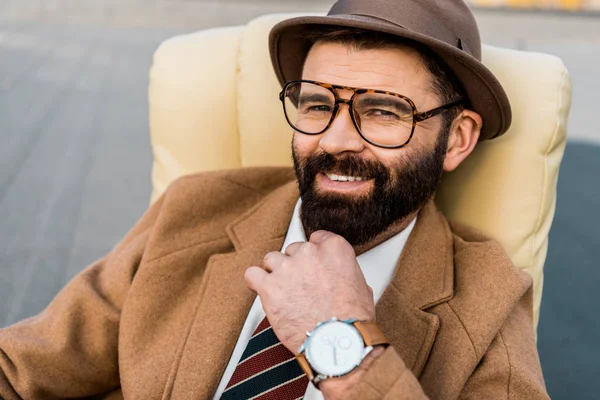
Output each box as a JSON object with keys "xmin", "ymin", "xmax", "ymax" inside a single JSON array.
[{"xmin": 305, "ymin": 321, "xmax": 365, "ymax": 376}]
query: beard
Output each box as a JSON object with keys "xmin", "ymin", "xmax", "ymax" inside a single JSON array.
[{"xmin": 293, "ymin": 132, "xmax": 449, "ymax": 247}]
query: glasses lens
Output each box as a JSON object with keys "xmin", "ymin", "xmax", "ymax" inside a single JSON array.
[
  {"xmin": 353, "ymin": 93, "xmax": 414, "ymax": 147},
  {"xmin": 283, "ymin": 82, "xmax": 335, "ymax": 134}
]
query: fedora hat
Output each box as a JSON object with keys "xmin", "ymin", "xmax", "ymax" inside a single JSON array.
[{"xmin": 269, "ymin": 0, "xmax": 512, "ymax": 141}]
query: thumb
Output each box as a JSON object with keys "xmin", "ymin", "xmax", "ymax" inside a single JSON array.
[{"xmin": 244, "ymin": 266, "xmax": 267, "ymax": 293}]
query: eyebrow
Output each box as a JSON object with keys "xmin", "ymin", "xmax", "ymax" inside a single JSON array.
[
  {"xmin": 298, "ymin": 92, "xmax": 333, "ymax": 104},
  {"xmin": 357, "ymin": 96, "xmax": 412, "ymax": 112}
]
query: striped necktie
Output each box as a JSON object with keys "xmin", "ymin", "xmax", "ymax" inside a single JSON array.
[{"xmin": 220, "ymin": 317, "xmax": 309, "ymax": 400}]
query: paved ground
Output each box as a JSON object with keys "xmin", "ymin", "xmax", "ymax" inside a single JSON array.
[{"xmin": 0, "ymin": 2, "xmax": 598, "ymax": 398}]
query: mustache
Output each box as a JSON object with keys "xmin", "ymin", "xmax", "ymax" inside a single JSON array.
[{"xmin": 299, "ymin": 152, "xmax": 389, "ymax": 180}]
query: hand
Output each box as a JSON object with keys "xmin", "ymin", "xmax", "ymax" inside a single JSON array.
[{"xmin": 244, "ymin": 230, "xmax": 376, "ymax": 354}]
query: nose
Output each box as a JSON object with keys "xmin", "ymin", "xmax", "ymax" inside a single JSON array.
[{"xmin": 318, "ymin": 104, "xmax": 365, "ymax": 156}]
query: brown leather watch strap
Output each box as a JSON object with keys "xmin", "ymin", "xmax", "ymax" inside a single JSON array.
[
  {"xmin": 295, "ymin": 353, "xmax": 314, "ymax": 380},
  {"xmin": 353, "ymin": 321, "xmax": 389, "ymax": 347}
]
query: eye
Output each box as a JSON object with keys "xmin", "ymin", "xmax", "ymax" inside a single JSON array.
[
  {"xmin": 309, "ymin": 105, "xmax": 332, "ymax": 112},
  {"xmin": 365, "ymin": 109, "xmax": 400, "ymax": 119},
  {"xmin": 300, "ymin": 103, "xmax": 332, "ymax": 114}
]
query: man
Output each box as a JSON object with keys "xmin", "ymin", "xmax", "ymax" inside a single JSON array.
[{"xmin": 0, "ymin": 0, "xmax": 548, "ymax": 399}]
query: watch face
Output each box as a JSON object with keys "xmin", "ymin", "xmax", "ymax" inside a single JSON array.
[{"xmin": 305, "ymin": 321, "xmax": 365, "ymax": 377}]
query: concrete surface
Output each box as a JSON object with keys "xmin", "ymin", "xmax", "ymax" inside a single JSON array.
[{"xmin": 0, "ymin": 1, "xmax": 598, "ymax": 398}]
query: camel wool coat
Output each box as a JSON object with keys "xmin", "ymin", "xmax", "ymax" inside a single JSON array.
[{"xmin": 0, "ymin": 167, "xmax": 548, "ymax": 400}]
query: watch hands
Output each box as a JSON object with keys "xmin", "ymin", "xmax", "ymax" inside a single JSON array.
[
  {"xmin": 322, "ymin": 335, "xmax": 339, "ymax": 366},
  {"xmin": 333, "ymin": 346, "xmax": 338, "ymax": 366}
]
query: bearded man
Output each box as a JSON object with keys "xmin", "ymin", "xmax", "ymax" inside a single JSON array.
[{"xmin": 0, "ymin": 0, "xmax": 549, "ymax": 399}]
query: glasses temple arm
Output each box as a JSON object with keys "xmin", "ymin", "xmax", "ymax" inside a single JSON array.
[{"xmin": 414, "ymin": 100, "xmax": 465, "ymax": 122}]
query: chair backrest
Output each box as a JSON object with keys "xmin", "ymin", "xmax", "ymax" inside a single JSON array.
[{"xmin": 148, "ymin": 13, "xmax": 572, "ymax": 331}]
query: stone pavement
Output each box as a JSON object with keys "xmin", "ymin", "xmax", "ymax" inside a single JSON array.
[{"xmin": 0, "ymin": 2, "xmax": 598, "ymax": 398}]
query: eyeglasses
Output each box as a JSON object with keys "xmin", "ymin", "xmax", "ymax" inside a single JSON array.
[{"xmin": 279, "ymin": 80, "xmax": 464, "ymax": 149}]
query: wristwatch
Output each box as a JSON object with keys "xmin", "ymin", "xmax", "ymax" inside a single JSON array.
[{"xmin": 295, "ymin": 318, "xmax": 389, "ymax": 386}]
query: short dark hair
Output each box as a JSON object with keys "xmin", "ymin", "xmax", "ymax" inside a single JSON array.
[{"xmin": 301, "ymin": 27, "xmax": 468, "ymax": 130}]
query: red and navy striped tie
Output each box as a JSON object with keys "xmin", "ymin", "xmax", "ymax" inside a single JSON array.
[{"xmin": 220, "ymin": 317, "xmax": 309, "ymax": 400}]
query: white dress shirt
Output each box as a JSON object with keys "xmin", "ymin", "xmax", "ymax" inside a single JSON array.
[{"xmin": 213, "ymin": 199, "xmax": 416, "ymax": 400}]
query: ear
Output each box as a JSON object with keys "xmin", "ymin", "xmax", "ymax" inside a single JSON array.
[{"xmin": 443, "ymin": 110, "xmax": 482, "ymax": 172}]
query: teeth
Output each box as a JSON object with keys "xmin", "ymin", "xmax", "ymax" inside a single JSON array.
[{"xmin": 326, "ymin": 173, "xmax": 365, "ymax": 182}]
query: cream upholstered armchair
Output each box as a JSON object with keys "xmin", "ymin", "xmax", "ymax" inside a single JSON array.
[{"xmin": 148, "ymin": 14, "xmax": 572, "ymax": 331}]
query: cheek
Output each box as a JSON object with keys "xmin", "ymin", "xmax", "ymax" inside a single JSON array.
[
  {"xmin": 370, "ymin": 147, "xmax": 417, "ymax": 181},
  {"xmin": 413, "ymin": 120, "xmax": 443, "ymax": 149},
  {"xmin": 292, "ymin": 132, "xmax": 321, "ymax": 157},
  {"xmin": 368, "ymin": 147, "xmax": 404, "ymax": 171}
]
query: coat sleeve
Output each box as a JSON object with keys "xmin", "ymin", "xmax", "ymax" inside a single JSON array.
[
  {"xmin": 344, "ymin": 289, "xmax": 549, "ymax": 400},
  {"xmin": 0, "ymin": 197, "xmax": 163, "ymax": 400}
]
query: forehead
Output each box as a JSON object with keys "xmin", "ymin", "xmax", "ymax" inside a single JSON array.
[{"xmin": 301, "ymin": 42, "xmax": 432, "ymax": 99}]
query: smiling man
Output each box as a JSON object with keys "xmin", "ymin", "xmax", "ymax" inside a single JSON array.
[{"xmin": 0, "ymin": 0, "xmax": 549, "ymax": 399}]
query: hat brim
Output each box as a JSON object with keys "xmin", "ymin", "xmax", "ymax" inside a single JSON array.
[{"xmin": 269, "ymin": 14, "xmax": 512, "ymax": 141}]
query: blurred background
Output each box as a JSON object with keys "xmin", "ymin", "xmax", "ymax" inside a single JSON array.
[{"xmin": 0, "ymin": 0, "xmax": 598, "ymax": 398}]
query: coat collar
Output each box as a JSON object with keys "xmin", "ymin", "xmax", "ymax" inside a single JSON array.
[
  {"xmin": 391, "ymin": 200, "xmax": 455, "ymax": 311},
  {"xmin": 226, "ymin": 180, "xmax": 300, "ymax": 251},
  {"xmin": 176, "ymin": 182, "xmax": 455, "ymax": 395}
]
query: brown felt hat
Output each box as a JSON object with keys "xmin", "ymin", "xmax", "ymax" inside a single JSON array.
[{"xmin": 269, "ymin": 0, "xmax": 512, "ymax": 141}]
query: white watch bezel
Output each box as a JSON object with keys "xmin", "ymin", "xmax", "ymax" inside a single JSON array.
[{"xmin": 298, "ymin": 318, "xmax": 373, "ymax": 385}]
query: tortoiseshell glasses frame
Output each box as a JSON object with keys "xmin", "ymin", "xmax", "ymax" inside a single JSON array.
[{"xmin": 279, "ymin": 79, "xmax": 464, "ymax": 149}]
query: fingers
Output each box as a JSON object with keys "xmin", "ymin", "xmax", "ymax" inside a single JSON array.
[
  {"xmin": 263, "ymin": 251, "xmax": 286, "ymax": 273},
  {"xmin": 284, "ymin": 242, "xmax": 304, "ymax": 256},
  {"xmin": 244, "ymin": 266, "xmax": 268, "ymax": 293}
]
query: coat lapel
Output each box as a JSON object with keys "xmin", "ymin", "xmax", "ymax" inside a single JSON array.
[
  {"xmin": 167, "ymin": 182, "xmax": 300, "ymax": 399},
  {"xmin": 376, "ymin": 200, "xmax": 455, "ymax": 378}
]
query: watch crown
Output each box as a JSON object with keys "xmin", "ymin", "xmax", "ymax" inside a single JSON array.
[
  {"xmin": 306, "ymin": 331, "xmax": 311, "ymax": 337},
  {"xmin": 298, "ymin": 343, "xmax": 306, "ymax": 353}
]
